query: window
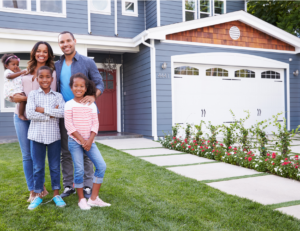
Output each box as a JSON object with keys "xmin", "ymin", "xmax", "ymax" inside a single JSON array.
[
  {"xmin": 174, "ymin": 66, "xmax": 199, "ymax": 75},
  {"xmin": 261, "ymin": 71, "xmax": 280, "ymax": 79},
  {"xmin": 90, "ymin": 0, "xmax": 111, "ymax": 14},
  {"xmin": 199, "ymin": 0, "xmax": 210, "ymax": 18},
  {"xmin": 235, "ymin": 69, "xmax": 255, "ymax": 78},
  {"xmin": 122, "ymin": 0, "xmax": 138, "ymax": 16},
  {"xmin": 0, "ymin": 0, "xmax": 66, "ymax": 17},
  {"xmin": 206, "ymin": 68, "xmax": 228, "ymax": 77},
  {"xmin": 214, "ymin": 0, "xmax": 225, "ymax": 15},
  {"xmin": 184, "ymin": 0, "xmax": 196, "ymax": 21}
]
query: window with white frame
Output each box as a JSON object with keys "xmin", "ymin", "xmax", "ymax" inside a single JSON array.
[
  {"xmin": 90, "ymin": 0, "xmax": 111, "ymax": 15},
  {"xmin": 0, "ymin": 0, "xmax": 66, "ymax": 17},
  {"xmin": 184, "ymin": 0, "xmax": 196, "ymax": 21},
  {"xmin": 199, "ymin": 0, "xmax": 210, "ymax": 18},
  {"xmin": 214, "ymin": 0, "xmax": 225, "ymax": 15},
  {"xmin": 122, "ymin": 0, "xmax": 138, "ymax": 16}
]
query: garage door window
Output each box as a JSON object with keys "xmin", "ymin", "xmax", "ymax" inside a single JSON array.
[
  {"xmin": 261, "ymin": 71, "xmax": 280, "ymax": 79},
  {"xmin": 174, "ymin": 66, "xmax": 199, "ymax": 75},
  {"xmin": 206, "ymin": 68, "xmax": 228, "ymax": 77},
  {"xmin": 235, "ymin": 69, "xmax": 255, "ymax": 78}
]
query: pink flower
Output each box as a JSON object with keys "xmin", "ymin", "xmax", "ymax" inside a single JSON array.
[
  {"xmin": 234, "ymin": 152, "xmax": 237, "ymax": 154},
  {"xmin": 245, "ymin": 157, "xmax": 247, "ymax": 160},
  {"xmin": 285, "ymin": 158, "xmax": 288, "ymax": 161},
  {"xmin": 248, "ymin": 157, "xmax": 252, "ymax": 161},
  {"xmin": 206, "ymin": 146, "xmax": 209, "ymax": 149},
  {"xmin": 265, "ymin": 158, "xmax": 269, "ymax": 161},
  {"xmin": 296, "ymin": 166, "xmax": 298, "ymax": 169},
  {"xmin": 267, "ymin": 153, "xmax": 270, "ymax": 156},
  {"xmin": 220, "ymin": 144, "xmax": 224, "ymax": 147},
  {"xmin": 192, "ymin": 148, "xmax": 194, "ymax": 151},
  {"xmin": 227, "ymin": 153, "xmax": 231, "ymax": 156},
  {"xmin": 272, "ymin": 153, "xmax": 276, "ymax": 159},
  {"xmin": 207, "ymin": 140, "xmax": 210, "ymax": 143},
  {"xmin": 200, "ymin": 146, "xmax": 203, "ymax": 149},
  {"xmin": 173, "ymin": 137, "xmax": 176, "ymax": 139},
  {"xmin": 216, "ymin": 141, "xmax": 218, "ymax": 144},
  {"xmin": 213, "ymin": 144, "xmax": 215, "ymax": 147},
  {"xmin": 193, "ymin": 140, "xmax": 196, "ymax": 143},
  {"xmin": 174, "ymin": 141, "xmax": 177, "ymax": 144},
  {"xmin": 188, "ymin": 145, "xmax": 191, "ymax": 149},
  {"xmin": 247, "ymin": 151, "xmax": 252, "ymax": 155},
  {"xmin": 233, "ymin": 148, "xmax": 237, "ymax": 151},
  {"xmin": 272, "ymin": 163, "xmax": 275, "ymax": 165},
  {"xmin": 212, "ymin": 150, "xmax": 215, "ymax": 152},
  {"xmin": 228, "ymin": 146, "xmax": 232, "ymax": 149},
  {"xmin": 295, "ymin": 155, "xmax": 299, "ymax": 158},
  {"xmin": 202, "ymin": 149, "xmax": 205, "ymax": 152}
]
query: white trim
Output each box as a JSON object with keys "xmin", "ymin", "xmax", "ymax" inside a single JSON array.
[
  {"xmin": 95, "ymin": 63, "xmax": 122, "ymax": 132},
  {"xmin": 88, "ymin": 0, "xmax": 91, "ymax": 34},
  {"xmin": 244, "ymin": 0, "xmax": 247, "ymax": 12},
  {"xmin": 121, "ymin": 0, "xmax": 138, "ymax": 17},
  {"xmin": 170, "ymin": 52, "xmax": 290, "ymax": 130},
  {"xmin": 162, "ymin": 40, "xmax": 298, "ymax": 54},
  {"xmin": 157, "ymin": 0, "xmax": 160, "ymax": 27},
  {"xmin": 150, "ymin": 39, "xmax": 158, "ymax": 140},
  {"xmin": 115, "ymin": 0, "xmax": 118, "ymax": 36},
  {"xmin": 0, "ymin": 0, "xmax": 67, "ymax": 18},
  {"xmin": 90, "ymin": 0, "xmax": 111, "ymax": 15}
]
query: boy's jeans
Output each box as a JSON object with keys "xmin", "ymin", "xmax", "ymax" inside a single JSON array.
[
  {"xmin": 31, "ymin": 140, "xmax": 61, "ymax": 193},
  {"xmin": 68, "ymin": 137, "xmax": 106, "ymax": 188}
]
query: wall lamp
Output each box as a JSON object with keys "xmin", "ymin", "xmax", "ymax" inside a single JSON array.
[
  {"xmin": 293, "ymin": 70, "xmax": 299, "ymax": 76},
  {"xmin": 161, "ymin": 62, "xmax": 167, "ymax": 69}
]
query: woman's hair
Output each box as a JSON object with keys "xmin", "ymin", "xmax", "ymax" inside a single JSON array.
[
  {"xmin": 69, "ymin": 73, "xmax": 97, "ymax": 98},
  {"xmin": 1, "ymin": 53, "xmax": 19, "ymax": 69},
  {"xmin": 37, "ymin": 66, "xmax": 53, "ymax": 77},
  {"xmin": 27, "ymin": 41, "xmax": 55, "ymax": 74}
]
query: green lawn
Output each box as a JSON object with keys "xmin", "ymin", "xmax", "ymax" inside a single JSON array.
[{"xmin": 1, "ymin": 142, "xmax": 300, "ymax": 231}]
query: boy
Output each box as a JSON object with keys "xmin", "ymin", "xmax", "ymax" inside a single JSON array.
[{"xmin": 26, "ymin": 66, "xmax": 66, "ymax": 210}]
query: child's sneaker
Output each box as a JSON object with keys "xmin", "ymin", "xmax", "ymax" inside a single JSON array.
[
  {"xmin": 53, "ymin": 195, "xmax": 66, "ymax": 207},
  {"xmin": 78, "ymin": 198, "xmax": 91, "ymax": 210},
  {"xmin": 87, "ymin": 196, "xmax": 111, "ymax": 207},
  {"xmin": 28, "ymin": 197, "xmax": 43, "ymax": 210}
]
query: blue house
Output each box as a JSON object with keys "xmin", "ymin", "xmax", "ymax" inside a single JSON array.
[{"xmin": 0, "ymin": 0, "xmax": 300, "ymax": 140}]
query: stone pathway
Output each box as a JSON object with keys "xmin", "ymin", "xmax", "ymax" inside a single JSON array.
[{"xmin": 96, "ymin": 138, "xmax": 300, "ymax": 220}]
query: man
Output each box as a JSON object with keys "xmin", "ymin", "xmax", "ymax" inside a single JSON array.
[{"xmin": 55, "ymin": 31, "xmax": 104, "ymax": 198}]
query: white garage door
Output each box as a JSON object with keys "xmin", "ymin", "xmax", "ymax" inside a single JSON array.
[{"xmin": 173, "ymin": 63, "xmax": 285, "ymax": 134}]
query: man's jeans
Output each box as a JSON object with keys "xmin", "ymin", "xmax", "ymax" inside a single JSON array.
[
  {"xmin": 14, "ymin": 114, "xmax": 34, "ymax": 191},
  {"xmin": 31, "ymin": 140, "xmax": 61, "ymax": 193},
  {"xmin": 59, "ymin": 118, "xmax": 94, "ymax": 188},
  {"xmin": 68, "ymin": 137, "xmax": 106, "ymax": 188}
]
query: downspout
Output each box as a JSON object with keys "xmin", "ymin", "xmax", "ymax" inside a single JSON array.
[
  {"xmin": 244, "ymin": 0, "xmax": 247, "ymax": 12},
  {"xmin": 157, "ymin": 0, "xmax": 160, "ymax": 26},
  {"xmin": 115, "ymin": 0, "xmax": 118, "ymax": 36},
  {"xmin": 88, "ymin": 0, "xmax": 91, "ymax": 34},
  {"xmin": 141, "ymin": 36, "xmax": 158, "ymax": 140}
]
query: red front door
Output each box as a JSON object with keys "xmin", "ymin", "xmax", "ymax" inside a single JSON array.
[{"xmin": 96, "ymin": 69, "xmax": 117, "ymax": 131}]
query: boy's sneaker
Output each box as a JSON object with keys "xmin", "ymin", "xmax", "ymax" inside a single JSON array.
[
  {"xmin": 87, "ymin": 196, "xmax": 111, "ymax": 207},
  {"xmin": 53, "ymin": 195, "xmax": 66, "ymax": 207},
  {"xmin": 60, "ymin": 186, "xmax": 76, "ymax": 198},
  {"xmin": 78, "ymin": 198, "xmax": 91, "ymax": 210},
  {"xmin": 83, "ymin": 187, "xmax": 92, "ymax": 199},
  {"xmin": 28, "ymin": 197, "xmax": 43, "ymax": 210}
]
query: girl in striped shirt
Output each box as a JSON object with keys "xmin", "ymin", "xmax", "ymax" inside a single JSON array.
[{"xmin": 64, "ymin": 73, "xmax": 110, "ymax": 210}]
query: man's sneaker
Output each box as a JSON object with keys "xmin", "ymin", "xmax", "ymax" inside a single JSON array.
[
  {"xmin": 78, "ymin": 198, "xmax": 91, "ymax": 210},
  {"xmin": 87, "ymin": 196, "xmax": 111, "ymax": 207},
  {"xmin": 83, "ymin": 187, "xmax": 92, "ymax": 199},
  {"xmin": 60, "ymin": 186, "xmax": 76, "ymax": 198},
  {"xmin": 28, "ymin": 197, "xmax": 43, "ymax": 210},
  {"xmin": 53, "ymin": 195, "xmax": 66, "ymax": 207}
]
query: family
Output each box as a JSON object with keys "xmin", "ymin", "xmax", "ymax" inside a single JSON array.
[{"xmin": 3, "ymin": 31, "xmax": 110, "ymax": 210}]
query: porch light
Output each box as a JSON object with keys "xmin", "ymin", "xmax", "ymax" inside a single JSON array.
[
  {"xmin": 293, "ymin": 70, "xmax": 299, "ymax": 76},
  {"xmin": 103, "ymin": 54, "xmax": 117, "ymax": 72},
  {"xmin": 161, "ymin": 62, "xmax": 167, "ymax": 69}
]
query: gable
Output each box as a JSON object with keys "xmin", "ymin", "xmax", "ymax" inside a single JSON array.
[{"xmin": 166, "ymin": 21, "xmax": 295, "ymax": 51}]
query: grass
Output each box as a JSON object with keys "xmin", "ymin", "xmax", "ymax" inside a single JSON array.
[{"xmin": 1, "ymin": 143, "xmax": 300, "ymax": 230}]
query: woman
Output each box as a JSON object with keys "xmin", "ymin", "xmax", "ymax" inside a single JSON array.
[{"xmin": 11, "ymin": 41, "xmax": 56, "ymax": 202}]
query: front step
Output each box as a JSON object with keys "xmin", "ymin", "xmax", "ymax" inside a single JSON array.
[{"xmin": 95, "ymin": 132, "xmax": 143, "ymax": 140}]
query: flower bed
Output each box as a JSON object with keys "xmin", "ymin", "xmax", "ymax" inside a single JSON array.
[{"xmin": 160, "ymin": 136, "xmax": 300, "ymax": 181}]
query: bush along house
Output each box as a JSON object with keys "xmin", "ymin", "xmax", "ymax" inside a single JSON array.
[{"xmin": 0, "ymin": 0, "xmax": 300, "ymax": 140}]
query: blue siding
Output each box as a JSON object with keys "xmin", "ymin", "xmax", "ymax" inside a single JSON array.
[
  {"xmin": 91, "ymin": 0, "xmax": 115, "ymax": 37},
  {"xmin": 0, "ymin": 112, "xmax": 16, "ymax": 136},
  {"xmin": 117, "ymin": 0, "xmax": 145, "ymax": 38},
  {"xmin": 154, "ymin": 41, "xmax": 300, "ymax": 136},
  {"xmin": 123, "ymin": 44, "xmax": 152, "ymax": 136},
  {"xmin": 227, "ymin": 0, "xmax": 245, "ymax": 13},
  {"xmin": 160, "ymin": 0, "xmax": 182, "ymax": 26},
  {"xmin": 0, "ymin": 0, "xmax": 88, "ymax": 34},
  {"xmin": 146, "ymin": 0, "xmax": 156, "ymax": 29},
  {"xmin": 31, "ymin": 0, "xmax": 36, "ymax": 11}
]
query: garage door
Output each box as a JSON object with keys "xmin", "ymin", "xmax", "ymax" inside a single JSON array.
[{"xmin": 173, "ymin": 63, "xmax": 285, "ymax": 134}]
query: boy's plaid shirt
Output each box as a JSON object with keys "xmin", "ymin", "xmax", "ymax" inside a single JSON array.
[{"xmin": 26, "ymin": 88, "xmax": 65, "ymax": 144}]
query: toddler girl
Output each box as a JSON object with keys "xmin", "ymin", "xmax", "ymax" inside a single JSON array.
[
  {"xmin": 64, "ymin": 73, "xmax": 110, "ymax": 210},
  {"xmin": 2, "ymin": 54, "xmax": 27, "ymax": 120}
]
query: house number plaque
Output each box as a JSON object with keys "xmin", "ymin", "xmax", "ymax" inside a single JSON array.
[{"xmin": 157, "ymin": 73, "xmax": 170, "ymax": 78}]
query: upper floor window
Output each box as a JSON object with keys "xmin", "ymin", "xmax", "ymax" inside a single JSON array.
[
  {"xmin": 0, "ymin": 0, "xmax": 66, "ymax": 17},
  {"xmin": 206, "ymin": 68, "xmax": 228, "ymax": 77},
  {"xmin": 175, "ymin": 66, "xmax": 199, "ymax": 75},
  {"xmin": 184, "ymin": 0, "xmax": 196, "ymax": 21},
  {"xmin": 199, "ymin": 0, "xmax": 210, "ymax": 18},
  {"xmin": 261, "ymin": 71, "xmax": 280, "ymax": 79},
  {"xmin": 235, "ymin": 69, "xmax": 255, "ymax": 78},
  {"xmin": 214, "ymin": 0, "xmax": 225, "ymax": 15},
  {"xmin": 122, "ymin": 0, "xmax": 138, "ymax": 17},
  {"xmin": 90, "ymin": 0, "xmax": 111, "ymax": 15}
]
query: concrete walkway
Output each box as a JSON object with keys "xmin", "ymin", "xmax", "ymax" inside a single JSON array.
[{"xmin": 97, "ymin": 138, "xmax": 300, "ymax": 220}]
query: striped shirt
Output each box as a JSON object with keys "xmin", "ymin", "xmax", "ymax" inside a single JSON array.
[
  {"xmin": 64, "ymin": 99, "xmax": 99, "ymax": 144},
  {"xmin": 26, "ymin": 88, "xmax": 65, "ymax": 144}
]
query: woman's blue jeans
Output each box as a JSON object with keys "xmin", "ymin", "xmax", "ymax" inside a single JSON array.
[
  {"xmin": 14, "ymin": 114, "xmax": 34, "ymax": 191},
  {"xmin": 68, "ymin": 137, "xmax": 106, "ymax": 188}
]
